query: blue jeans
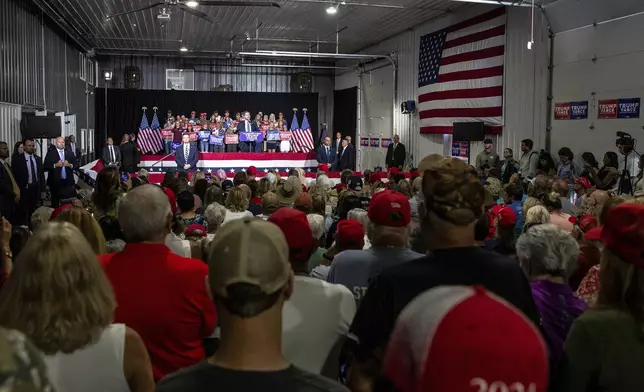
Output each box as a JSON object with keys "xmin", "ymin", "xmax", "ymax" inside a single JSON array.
[
  {"xmin": 164, "ymin": 140, "xmax": 173, "ymax": 155},
  {"xmin": 254, "ymin": 141, "xmax": 263, "ymax": 153},
  {"xmin": 199, "ymin": 140, "xmax": 210, "ymax": 152}
]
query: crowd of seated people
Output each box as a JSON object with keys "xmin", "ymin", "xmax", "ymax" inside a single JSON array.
[{"xmin": 1, "ymin": 134, "xmax": 644, "ymax": 392}]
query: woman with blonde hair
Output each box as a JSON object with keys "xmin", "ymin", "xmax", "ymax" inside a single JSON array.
[
  {"xmin": 54, "ymin": 206, "xmax": 107, "ymax": 254},
  {"xmin": 523, "ymin": 205, "xmax": 550, "ymax": 233},
  {"xmin": 222, "ymin": 186, "xmax": 252, "ymax": 225},
  {"xmin": 554, "ymin": 204, "xmax": 644, "ymax": 391},
  {"xmin": 397, "ymin": 179, "xmax": 412, "ymax": 198},
  {"xmin": 0, "ymin": 222, "xmax": 154, "ymax": 392},
  {"xmin": 258, "ymin": 177, "xmax": 273, "ymax": 196}
]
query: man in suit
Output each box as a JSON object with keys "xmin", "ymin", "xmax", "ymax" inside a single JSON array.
[
  {"xmin": 316, "ymin": 136, "xmax": 335, "ymax": 171},
  {"xmin": 238, "ymin": 111, "xmax": 258, "ymax": 153},
  {"xmin": 102, "ymin": 137, "xmax": 121, "ymax": 167},
  {"xmin": 334, "ymin": 132, "xmax": 343, "ymax": 154},
  {"xmin": 175, "ymin": 133, "xmax": 198, "ymax": 173},
  {"xmin": 336, "ymin": 138, "xmax": 355, "ymax": 171},
  {"xmin": 385, "ymin": 134, "xmax": 406, "ymax": 170},
  {"xmin": 11, "ymin": 137, "xmax": 45, "ymax": 225},
  {"xmin": 66, "ymin": 134, "xmax": 81, "ymax": 167},
  {"xmin": 44, "ymin": 137, "xmax": 76, "ymax": 207},
  {"xmin": 0, "ymin": 141, "xmax": 19, "ymax": 223}
]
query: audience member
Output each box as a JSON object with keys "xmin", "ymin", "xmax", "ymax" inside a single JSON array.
[
  {"xmin": 177, "ymin": 190, "xmax": 206, "ymax": 228},
  {"xmin": 329, "ymin": 190, "xmax": 422, "ymax": 306},
  {"xmin": 557, "ymin": 147, "xmax": 578, "ymax": 180},
  {"xmin": 326, "ymin": 192, "xmax": 362, "ymax": 248},
  {"xmin": 156, "ymin": 217, "xmax": 349, "ymax": 392},
  {"xmin": 54, "ymin": 206, "xmax": 107, "ymax": 254},
  {"xmin": 203, "ymin": 184, "xmax": 224, "ymax": 207},
  {"xmin": 98, "ymin": 215, "xmax": 127, "ymax": 253},
  {"xmin": 30, "ymin": 206, "xmax": 53, "ymax": 231},
  {"xmin": 409, "ymin": 176, "xmax": 422, "ymax": 219},
  {"xmin": 347, "ymin": 158, "xmax": 539, "ymax": 388},
  {"xmin": 260, "ymin": 191, "xmax": 279, "ymax": 220},
  {"xmin": 246, "ymin": 180, "xmax": 262, "ymax": 215},
  {"xmin": 0, "ymin": 326, "xmax": 55, "ymax": 391},
  {"xmin": 346, "ymin": 208, "xmax": 370, "ymax": 249},
  {"xmin": 268, "ymin": 208, "xmax": 356, "ymax": 376},
  {"xmin": 293, "ymin": 192, "xmax": 313, "ymax": 214},
  {"xmin": 474, "ymin": 212, "xmax": 491, "ymax": 247},
  {"xmin": 100, "ymin": 185, "xmax": 216, "ymax": 381},
  {"xmin": 0, "ymin": 222, "xmax": 154, "ymax": 392},
  {"xmin": 9, "ymin": 226, "xmax": 30, "ymax": 261},
  {"xmin": 383, "ymin": 286, "xmax": 548, "ymax": 392},
  {"xmin": 307, "ymin": 214, "xmax": 326, "ymax": 274},
  {"xmin": 524, "ymin": 205, "xmax": 550, "ymax": 233},
  {"xmin": 504, "ymin": 183, "xmax": 525, "ymax": 235},
  {"xmin": 232, "ymin": 171, "xmax": 247, "ymax": 187},
  {"xmin": 203, "ymin": 203, "xmax": 226, "ymax": 239},
  {"xmin": 552, "ymin": 178, "xmax": 579, "ymax": 216},
  {"xmin": 193, "ymin": 179, "xmax": 208, "ymax": 206},
  {"xmin": 223, "ymin": 187, "xmax": 253, "ymax": 224},
  {"xmin": 554, "ymin": 204, "xmax": 644, "ymax": 391},
  {"xmin": 545, "ymin": 192, "xmax": 574, "ymax": 233},
  {"xmin": 573, "ymin": 176, "xmax": 591, "ymax": 207},
  {"xmin": 91, "ymin": 168, "xmax": 121, "ymax": 218},
  {"xmin": 486, "ymin": 207, "xmax": 517, "ymax": 256},
  {"xmin": 516, "ymin": 224, "xmax": 586, "ymax": 363},
  {"xmin": 569, "ymin": 215, "xmax": 600, "ymax": 290},
  {"xmin": 277, "ymin": 177, "xmax": 300, "ymax": 207},
  {"xmin": 258, "ymin": 177, "xmax": 273, "ymax": 196},
  {"xmin": 587, "ymin": 151, "xmax": 619, "ymax": 190}
]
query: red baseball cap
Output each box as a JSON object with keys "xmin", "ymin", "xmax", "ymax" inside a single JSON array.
[
  {"xmin": 336, "ymin": 219, "xmax": 365, "ymax": 249},
  {"xmin": 317, "ymin": 163, "xmax": 328, "ymax": 172},
  {"xmin": 185, "ymin": 224, "xmax": 207, "ymax": 237},
  {"xmin": 569, "ymin": 214, "xmax": 598, "ymax": 233},
  {"xmin": 497, "ymin": 207, "xmax": 517, "ymax": 227},
  {"xmin": 389, "ymin": 167, "xmax": 400, "ymax": 175},
  {"xmin": 384, "ymin": 285, "xmax": 548, "ymax": 392},
  {"xmin": 584, "ymin": 226, "xmax": 602, "ymax": 241},
  {"xmin": 576, "ymin": 176, "xmax": 591, "ymax": 189},
  {"xmin": 599, "ymin": 204, "xmax": 644, "ymax": 268},
  {"xmin": 268, "ymin": 208, "xmax": 315, "ymax": 264},
  {"xmin": 50, "ymin": 204, "xmax": 72, "ymax": 220},
  {"xmin": 246, "ymin": 166, "xmax": 258, "ymax": 176},
  {"xmin": 368, "ymin": 190, "xmax": 411, "ymax": 227}
]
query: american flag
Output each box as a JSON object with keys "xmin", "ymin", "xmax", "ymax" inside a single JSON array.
[
  {"xmin": 418, "ymin": 7, "xmax": 505, "ymax": 135},
  {"xmin": 138, "ymin": 111, "xmax": 163, "ymax": 154},
  {"xmin": 289, "ymin": 113, "xmax": 302, "ymax": 152},
  {"xmin": 297, "ymin": 111, "xmax": 315, "ymax": 153}
]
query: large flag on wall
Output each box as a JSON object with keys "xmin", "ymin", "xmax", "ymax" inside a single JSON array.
[{"xmin": 418, "ymin": 7, "xmax": 506, "ymax": 135}]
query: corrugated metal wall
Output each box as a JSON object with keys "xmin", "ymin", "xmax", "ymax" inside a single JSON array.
[{"xmin": 0, "ymin": 103, "xmax": 22, "ymax": 154}]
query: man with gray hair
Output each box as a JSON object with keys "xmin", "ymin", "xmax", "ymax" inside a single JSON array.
[
  {"xmin": 516, "ymin": 224, "xmax": 586, "ymax": 362},
  {"xmin": 328, "ymin": 191, "xmax": 422, "ymax": 305},
  {"xmin": 99, "ymin": 184, "xmax": 216, "ymax": 381}
]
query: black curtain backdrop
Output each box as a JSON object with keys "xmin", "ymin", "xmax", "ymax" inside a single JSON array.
[
  {"xmin": 95, "ymin": 88, "xmax": 319, "ymax": 151},
  {"xmin": 333, "ymin": 87, "xmax": 358, "ymax": 143}
]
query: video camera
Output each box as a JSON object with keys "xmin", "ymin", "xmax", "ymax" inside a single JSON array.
[{"xmin": 616, "ymin": 131, "xmax": 635, "ymax": 149}]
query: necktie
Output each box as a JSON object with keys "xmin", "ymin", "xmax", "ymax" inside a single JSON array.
[
  {"xmin": 326, "ymin": 147, "xmax": 329, "ymax": 161},
  {"xmin": 185, "ymin": 145, "xmax": 189, "ymax": 164},
  {"xmin": 246, "ymin": 122, "xmax": 250, "ymax": 133},
  {"xmin": 59, "ymin": 150, "xmax": 66, "ymax": 180},
  {"xmin": 110, "ymin": 146, "xmax": 115, "ymax": 163},
  {"xmin": 2, "ymin": 161, "xmax": 19, "ymax": 198},
  {"xmin": 71, "ymin": 143, "xmax": 76, "ymax": 156},
  {"xmin": 29, "ymin": 156, "xmax": 37, "ymax": 184}
]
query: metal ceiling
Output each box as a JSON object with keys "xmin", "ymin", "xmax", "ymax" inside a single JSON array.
[{"xmin": 40, "ymin": 0, "xmax": 461, "ymax": 55}]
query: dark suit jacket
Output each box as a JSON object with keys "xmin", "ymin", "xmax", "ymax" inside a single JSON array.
[
  {"xmin": 237, "ymin": 120, "xmax": 259, "ymax": 134},
  {"xmin": 44, "ymin": 148, "xmax": 76, "ymax": 187},
  {"xmin": 11, "ymin": 153, "xmax": 45, "ymax": 193},
  {"xmin": 66, "ymin": 143, "xmax": 81, "ymax": 166},
  {"xmin": 102, "ymin": 145, "xmax": 122, "ymax": 166},
  {"xmin": 337, "ymin": 144, "xmax": 355, "ymax": 171},
  {"xmin": 386, "ymin": 142, "xmax": 406, "ymax": 169},
  {"xmin": 175, "ymin": 143, "xmax": 199, "ymax": 172},
  {"xmin": 120, "ymin": 141, "xmax": 139, "ymax": 173},
  {"xmin": 316, "ymin": 145, "xmax": 335, "ymax": 164},
  {"xmin": 0, "ymin": 161, "xmax": 17, "ymax": 217}
]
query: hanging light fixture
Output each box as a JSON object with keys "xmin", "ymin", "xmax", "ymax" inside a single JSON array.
[
  {"xmin": 185, "ymin": 1, "xmax": 199, "ymax": 7},
  {"xmin": 180, "ymin": 46, "xmax": 188, "ymax": 52},
  {"xmin": 326, "ymin": 5, "xmax": 338, "ymax": 14}
]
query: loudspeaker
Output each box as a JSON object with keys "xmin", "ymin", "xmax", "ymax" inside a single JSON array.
[
  {"xmin": 124, "ymin": 66, "xmax": 142, "ymax": 89},
  {"xmin": 453, "ymin": 122, "xmax": 485, "ymax": 142},
  {"xmin": 291, "ymin": 73, "xmax": 312, "ymax": 92},
  {"xmin": 20, "ymin": 115, "xmax": 62, "ymax": 139}
]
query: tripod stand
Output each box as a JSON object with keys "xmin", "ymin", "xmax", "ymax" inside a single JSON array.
[{"xmin": 617, "ymin": 148, "xmax": 641, "ymax": 196}]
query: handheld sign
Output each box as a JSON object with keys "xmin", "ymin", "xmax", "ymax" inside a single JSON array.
[
  {"xmin": 198, "ymin": 130, "xmax": 211, "ymax": 141},
  {"xmin": 162, "ymin": 129, "xmax": 174, "ymax": 141},
  {"xmin": 280, "ymin": 131, "xmax": 292, "ymax": 141},
  {"xmin": 239, "ymin": 132, "xmax": 264, "ymax": 143},
  {"xmin": 210, "ymin": 135, "xmax": 224, "ymax": 145},
  {"xmin": 267, "ymin": 131, "xmax": 281, "ymax": 141},
  {"xmin": 188, "ymin": 132, "xmax": 198, "ymax": 142},
  {"xmin": 225, "ymin": 134, "xmax": 239, "ymax": 145}
]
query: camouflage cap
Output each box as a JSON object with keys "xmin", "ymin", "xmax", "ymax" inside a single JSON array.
[{"xmin": 0, "ymin": 327, "xmax": 54, "ymax": 391}]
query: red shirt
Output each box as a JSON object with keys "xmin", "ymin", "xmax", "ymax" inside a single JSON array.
[{"xmin": 99, "ymin": 243, "xmax": 216, "ymax": 381}]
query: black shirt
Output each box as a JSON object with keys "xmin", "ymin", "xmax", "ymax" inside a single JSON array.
[
  {"xmin": 156, "ymin": 362, "xmax": 349, "ymax": 392},
  {"xmin": 349, "ymin": 246, "xmax": 540, "ymax": 360}
]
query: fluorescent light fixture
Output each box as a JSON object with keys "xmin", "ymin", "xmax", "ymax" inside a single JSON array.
[
  {"xmin": 326, "ymin": 5, "xmax": 338, "ymax": 14},
  {"xmin": 103, "ymin": 71, "xmax": 113, "ymax": 81},
  {"xmin": 527, "ymin": 40, "xmax": 533, "ymax": 50},
  {"xmin": 180, "ymin": 46, "xmax": 188, "ymax": 52},
  {"xmin": 185, "ymin": 1, "xmax": 199, "ymax": 7},
  {"xmin": 450, "ymin": 0, "xmax": 533, "ymax": 6}
]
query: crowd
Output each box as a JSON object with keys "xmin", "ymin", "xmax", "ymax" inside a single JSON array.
[{"xmin": 0, "ymin": 132, "xmax": 643, "ymax": 392}]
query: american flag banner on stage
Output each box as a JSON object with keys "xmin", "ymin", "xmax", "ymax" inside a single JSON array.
[
  {"xmin": 289, "ymin": 113, "xmax": 302, "ymax": 153},
  {"xmin": 148, "ymin": 111, "xmax": 165, "ymax": 153},
  {"xmin": 297, "ymin": 111, "xmax": 316, "ymax": 153},
  {"xmin": 418, "ymin": 7, "xmax": 506, "ymax": 135},
  {"xmin": 137, "ymin": 112, "xmax": 152, "ymax": 154}
]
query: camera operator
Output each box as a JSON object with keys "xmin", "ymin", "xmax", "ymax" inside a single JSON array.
[{"xmin": 616, "ymin": 132, "xmax": 640, "ymax": 195}]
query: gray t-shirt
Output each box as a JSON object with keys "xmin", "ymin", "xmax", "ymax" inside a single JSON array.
[
  {"xmin": 156, "ymin": 362, "xmax": 348, "ymax": 392},
  {"xmin": 327, "ymin": 247, "xmax": 423, "ymax": 306}
]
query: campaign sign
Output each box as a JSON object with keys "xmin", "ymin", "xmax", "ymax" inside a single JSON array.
[
  {"xmin": 210, "ymin": 135, "xmax": 224, "ymax": 145},
  {"xmin": 225, "ymin": 134, "xmax": 239, "ymax": 145},
  {"xmin": 370, "ymin": 137, "xmax": 381, "ymax": 148},
  {"xmin": 239, "ymin": 132, "xmax": 264, "ymax": 143},
  {"xmin": 598, "ymin": 99, "xmax": 618, "ymax": 119},
  {"xmin": 570, "ymin": 101, "xmax": 588, "ymax": 120},
  {"xmin": 198, "ymin": 130, "xmax": 211, "ymax": 141},
  {"xmin": 360, "ymin": 137, "xmax": 369, "ymax": 147},
  {"xmin": 188, "ymin": 132, "xmax": 198, "ymax": 142},
  {"xmin": 618, "ymin": 98, "xmax": 640, "ymax": 119},
  {"xmin": 171, "ymin": 142, "xmax": 181, "ymax": 151},
  {"xmin": 267, "ymin": 131, "xmax": 281, "ymax": 141},
  {"xmin": 161, "ymin": 129, "xmax": 174, "ymax": 141},
  {"xmin": 381, "ymin": 138, "xmax": 392, "ymax": 148},
  {"xmin": 451, "ymin": 141, "xmax": 469, "ymax": 161},
  {"xmin": 280, "ymin": 132, "xmax": 292, "ymax": 141},
  {"xmin": 554, "ymin": 103, "xmax": 571, "ymax": 120}
]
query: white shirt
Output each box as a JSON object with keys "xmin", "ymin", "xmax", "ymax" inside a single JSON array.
[
  {"xmin": 165, "ymin": 233, "xmax": 191, "ymax": 258},
  {"xmin": 24, "ymin": 153, "xmax": 36, "ymax": 184},
  {"xmin": 44, "ymin": 324, "xmax": 129, "ymax": 392},
  {"xmin": 109, "ymin": 145, "xmax": 116, "ymax": 163},
  {"xmin": 282, "ymin": 276, "xmax": 356, "ymax": 375},
  {"xmin": 222, "ymin": 209, "xmax": 253, "ymax": 225}
]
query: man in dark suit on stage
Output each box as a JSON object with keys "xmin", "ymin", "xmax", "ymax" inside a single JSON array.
[
  {"xmin": 66, "ymin": 134, "xmax": 81, "ymax": 167},
  {"xmin": 334, "ymin": 132, "xmax": 343, "ymax": 154},
  {"xmin": 316, "ymin": 137, "xmax": 335, "ymax": 171},
  {"xmin": 175, "ymin": 133, "xmax": 199, "ymax": 172},
  {"xmin": 11, "ymin": 137, "xmax": 45, "ymax": 225},
  {"xmin": 0, "ymin": 141, "xmax": 19, "ymax": 223},
  {"xmin": 44, "ymin": 137, "xmax": 76, "ymax": 207},
  {"xmin": 102, "ymin": 137, "xmax": 121, "ymax": 168},
  {"xmin": 385, "ymin": 134, "xmax": 406, "ymax": 170},
  {"xmin": 336, "ymin": 138, "xmax": 355, "ymax": 171},
  {"xmin": 237, "ymin": 111, "xmax": 258, "ymax": 153}
]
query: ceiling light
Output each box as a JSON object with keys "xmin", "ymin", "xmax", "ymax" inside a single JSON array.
[
  {"xmin": 326, "ymin": 5, "xmax": 338, "ymax": 14},
  {"xmin": 103, "ymin": 71, "xmax": 113, "ymax": 81},
  {"xmin": 180, "ymin": 46, "xmax": 188, "ymax": 52},
  {"xmin": 449, "ymin": 0, "xmax": 533, "ymax": 6},
  {"xmin": 185, "ymin": 1, "xmax": 199, "ymax": 7},
  {"xmin": 527, "ymin": 41, "xmax": 533, "ymax": 50}
]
